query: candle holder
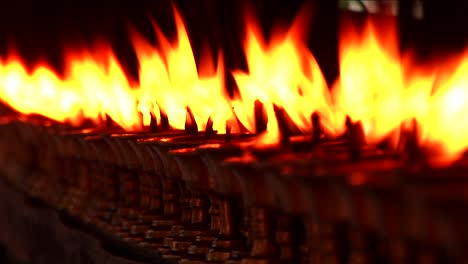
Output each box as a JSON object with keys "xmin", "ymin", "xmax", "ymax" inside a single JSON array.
[
  {"xmin": 146, "ymin": 134, "xmax": 248, "ymax": 260},
  {"xmin": 9, "ymin": 123, "xmax": 52, "ymax": 201},
  {"xmin": 401, "ymin": 165, "xmax": 468, "ymax": 264},
  {"xmin": 287, "ymin": 161, "xmax": 350, "ymax": 264},
  {"xmin": 170, "ymin": 148, "xmax": 215, "ymax": 263},
  {"xmin": 341, "ymin": 160, "xmax": 401, "ymax": 264},
  {"xmin": 224, "ymin": 156, "xmax": 279, "ymax": 264},
  {"xmin": 127, "ymin": 142, "xmax": 166, "ymax": 243},
  {"xmin": 140, "ymin": 136, "xmax": 211, "ymax": 260},
  {"xmin": 28, "ymin": 128, "xmax": 61, "ymax": 206},
  {"xmin": 259, "ymin": 159, "xmax": 312, "ymax": 263},
  {"xmin": 56, "ymin": 135, "xmax": 90, "ymax": 217},
  {"xmin": 81, "ymin": 136, "xmax": 121, "ymax": 232},
  {"xmin": 197, "ymin": 144, "xmax": 247, "ymax": 263},
  {"xmin": 109, "ymin": 132, "xmax": 186, "ymax": 241}
]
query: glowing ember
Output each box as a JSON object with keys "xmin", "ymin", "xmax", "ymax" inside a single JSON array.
[{"xmin": 1, "ymin": 6, "xmax": 468, "ymax": 165}]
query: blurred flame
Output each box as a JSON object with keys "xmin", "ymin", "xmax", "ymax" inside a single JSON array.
[
  {"xmin": 232, "ymin": 9, "xmax": 337, "ymax": 146},
  {"xmin": 0, "ymin": 45, "xmax": 141, "ymax": 130},
  {"xmin": 416, "ymin": 52, "xmax": 468, "ymax": 165},
  {"xmin": 333, "ymin": 16, "xmax": 468, "ymax": 165},
  {"xmin": 132, "ymin": 9, "xmax": 234, "ymax": 133},
  {"xmin": 0, "ymin": 8, "xmax": 234, "ymax": 133},
  {"xmin": 333, "ymin": 17, "xmax": 404, "ymax": 143},
  {"xmin": 1, "ymin": 6, "xmax": 468, "ymax": 165},
  {"xmin": 66, "ymin": 44, "xmax": 141, "ymax": 129}
]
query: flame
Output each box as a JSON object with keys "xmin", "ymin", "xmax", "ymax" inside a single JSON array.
[
  {"xmin": 132, "ymin": 9, "xmax": 234, "ymax": 133},
  {"xmin": 0, "ymin": 45, "xmax": 141, "ymax": 129},
  {"xmin": 333, "ymin": 17, "xmax": 404, "ymax": 143},
  {"xmin": 334, "ymin": 16, "xmax": 468, "ymax": 165},
  {"xmin": 0, "ymin": 57, "xmax": 80, "ymax": 124},
  {"xmin": 66, "ymin": 44, "xmax": 142, "ymax": 129},
  {"xmin": 415, "ymin": 52, "xmax": 468, "ymax": 164},
  {"xmin": 1, "ymin": 6, "xmax": 468, "ymax": 165},
  {"xmin": 0, "ymin": 8, "xmax": 234, "ymax": 133},
  {"xmin": 232, "ymin": 10, "xmax": 337, "ymax": 146}
]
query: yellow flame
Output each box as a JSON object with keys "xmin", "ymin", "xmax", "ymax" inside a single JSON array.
[
  {"xmin": 232, "ymin": 14, "xmax": 337, "ymax": 146},
  {"xmin": 416, "ymin": 52, "xmax": 468, "ymax": 164},
  {"xmin": 333, "ymin": 16, "xmax": 468, "ymax": 164},
  {"xmin": 333, "ymin": 18, "xmax": 404, "ymax": 143},
  {"xmin": 132, "ymin": 9, "xmax": 234, "ymax": 133},
  {"xmin": 1, "ymin": 8, "xmax": 468, "ymax": 165},
  {"xmin": 0, "ymin": 8, "xmax": 234, "ymax": 133},
  {"xmin": 0, "ymin": 48, "xmax": 141, "ymax": 130}
]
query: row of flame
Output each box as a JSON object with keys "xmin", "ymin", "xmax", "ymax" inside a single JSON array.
[{"xmin": 0, "ymin": 8, "xmax": 467, "ymax": 165}]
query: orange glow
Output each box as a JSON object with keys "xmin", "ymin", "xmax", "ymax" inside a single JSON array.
[
  {"xmin": 1, "ymin": 7, "xmax": 468, "ymax": 165},
  {"xmin": 232, "ymin": 10, "xmax": 338, "ymax": 146},
  {"xmin": 415, "ymin": 52, "xmax": 468, "ymax": 165},
  {"xmin": 132, "ymin": 9, "xmax": 235, "ymax": 133},
  {"xmin": 0, "ymin": 8, "xmax": 235, "ymax": 133},
  {"xmin": 333, "ymin": 16, "xmax": 468, "ymax": 165},
  {"xmin": 0, "ymin": 46, "xmax": 141, "ymax": 130},
  {"xmin": 333, "ymin": 17, "xmax": 404, "ymax": 144},
  {"xmin": 66, "ymin": 45, "xmax": 141, "ymax": 129}
]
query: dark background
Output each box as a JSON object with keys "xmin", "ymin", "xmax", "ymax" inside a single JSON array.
[
  {"xmin": 0, "ymin": 0, "xmax": 467, "ymax": 91},
  {"xmin": 0, "ymin": 0, "xmax": 338, "ymax": 84}
]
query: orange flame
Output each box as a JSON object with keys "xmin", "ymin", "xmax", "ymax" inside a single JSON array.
[
  {"xmin": 334, "ymin": 16, "xmax": 468, "ymax": 165},
  {"xmin": 0, "ymin": 44, "xmax": 141, "ymax": 130},
  {"xmin": 333, "ymin": 17, "xmax": 404, "ymax": 143},
  {"xmin": 1, "ymin": 7, "xmax": 468, "ymax": 165},
  {"xmin": 415, "ymin": 52, "xmax": 468, "ymax": 165},
  {"xmin": 132, "ymin": 9, "xmax": 235, "ymax": 133},
  {"xmin": 232, "ymin": 9, "xmax": 338, "ymax": 146},
  {"xmin": 0, "ymin": 8, "xmax": 234, "ymax": 133}
]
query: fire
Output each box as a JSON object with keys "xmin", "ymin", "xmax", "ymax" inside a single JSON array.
[
  {"xmin": 0, "ymin": 8, "xmax": 234, "ymax": 133},
  {"xmin": 1, "ymin": 6, "xmax": 468, "ymax": 165},
  {"xmin": 415, "ymin": 52, "xmax": 468, "ymax": 164},
  {"xmin": 0, "ymin": 44, "xmax": 142, "ymax": 130},
  {"xmin": 132, "ymin": 9, "xmax": 234, "ymax": 133},
  {"xmin": 332, "ymin": 17, "xmax": 404, "ymax": 143},
  {"xmin": 334, "ymin": 16, "xmax": 468, "ymax": 165},
  {"xmin": 0, "ymin": 58, "xmax": 80, "ymax": 124},
  {"xmin": 232, "ymin": 9, "xmax": 337, "ymax": 146},
  {"xmin": 66, "ymin": 44, "xmax": 141, "ymax": 129}
]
